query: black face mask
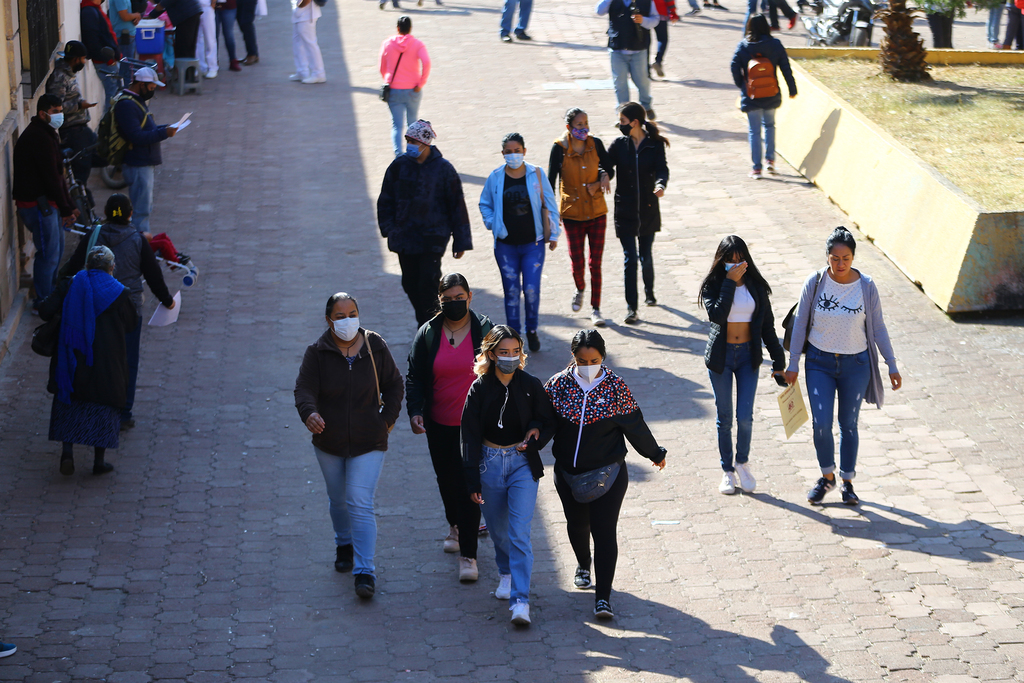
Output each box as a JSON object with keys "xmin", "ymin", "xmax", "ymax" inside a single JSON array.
[
  {"xmin": 139, "ymin": 87, "xmax": 155, "ymax": 101},
  {"xmin": 441, "ymin": 300, "xmax": 468, "ymax": 321},
  {"xmin": 71, "ymin": 61, "xmax": 86, "ymax": 73},
  {"xmin": 618, "ymin": 123, "xmax": 633, "ymax": 136}
]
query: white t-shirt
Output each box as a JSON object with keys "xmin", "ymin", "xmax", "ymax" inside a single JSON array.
[
  {"xmin": 727, "ymin": 284, "xmax": 755, "ymax": 323},
  {"xmin": 807, "ymin": 276, "xmax": 868, "ymax": 355}
]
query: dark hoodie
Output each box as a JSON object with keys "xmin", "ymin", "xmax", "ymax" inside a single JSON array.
[{"xmin": 730, "ymin": 36, "xmax": 797, "ymax": 112}]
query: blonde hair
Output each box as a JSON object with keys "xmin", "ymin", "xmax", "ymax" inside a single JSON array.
[{"xmin": 473, "ymin": 325, "xmax": 527, "ymax": 376}]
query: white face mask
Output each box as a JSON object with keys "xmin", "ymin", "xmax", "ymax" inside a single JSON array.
[
  {"xmin": 332, "ymin": 317, "xmax": 360, "ymax": 342},
  {"xmin": 504, "ymin": 153, "xmax": 525, "ymax": 169},
  {"xmin": 47, "ymin": 112, "xmax": 64, "ymax": 130},
  {"xmin": 577, "ymin": 364, "xmax": 602, "ymax": 382}
]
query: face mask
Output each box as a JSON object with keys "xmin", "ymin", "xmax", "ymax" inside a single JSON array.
[
  {"xmin": 332, "ymin": 317, "xmax": 360, "ymax": 342},
  {"xmin": 406, "ymin": 143, "xmax": 422, "ymax": 157},
  {"xmin": 47, "ymin": 113, "xmax": 64, "ymax": 130},
  {"xmin": 618, "ymin": 123, "xmax": 633, "ymax": 136},
  {"xmin": 577, "ymin": 364, "xmax": 602, "ymax": 382},
  {"xmin": 724, "ymin": 262, "xmax": 739, "ymax": 271},
  {"xmin": 570, "ymin": 127, "xmax": 589, "ymax": 141},
  {"xmin": 441, "ymin": 299, "xmax": 468, "ymax": 321},
  {"xmin": 494, "ymin": 356, "xmax": 520, "ymax": 374},
  {"xmin": 504, "ymin": 153, "xmax": 525, "ymax": 170},
  {"xmin": 140, "ymin": 87, "xmax": 155, "ymax": 101}
]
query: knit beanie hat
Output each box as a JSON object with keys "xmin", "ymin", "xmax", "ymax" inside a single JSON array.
[{"xmin": 405, "ymin": 120, "xmax": 436, "ymax": 145}]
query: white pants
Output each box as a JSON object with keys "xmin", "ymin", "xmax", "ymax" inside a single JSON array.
[
  {"xmin": 196, "ymin": 6, "xmax": 218, "ymax": 73},
  {"xmin": 292, "ymin": 18, "xmax": 325, "ymax": 79}
]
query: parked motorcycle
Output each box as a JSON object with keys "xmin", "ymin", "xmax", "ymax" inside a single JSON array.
[{"xmin": 802, "ymin": 0, "xmax": 877, "ymax": 46}]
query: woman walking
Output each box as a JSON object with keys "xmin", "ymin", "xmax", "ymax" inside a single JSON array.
[
  {"xmin": 406, "ymin": 273, "xmax": 493, "ymax": 582},
  {"xmin": 605, "ymin": 102, "xmax": 669, "ymax": 324},
  {"xmin": 294, "ymin": 292, "xmax": 404, "ymax": 599},
  {"xmin": 699, "ymin": 235, "xmax": 786, "ymax": 495},
  {"xmin": 544, "ymin": 329, "xmax": 667, "ymax": 620},
  {"xmin": 379, "ymin": 16, "xmax": 431, "ymax": 157},
  {"xmin": 548, "ymin": 108, "xmax": 612, "ymax": 328},
  {"xmin": 784, "ymin": 228, "xmax": 902, "ymax": 506},
  {"xmin": 730, "ymin": 14, "xmax": 797, "ymax": 179},
  {"xmin": 480, "ymin": 133, "xmax": 560, "ymax": 352},
  {"xmin": 461, "ymin": 326, "xmax": 555, "ymax": 627},
  {"xmin": 41, "ymin": 246, "xmax": 137, "ymax": 476}
]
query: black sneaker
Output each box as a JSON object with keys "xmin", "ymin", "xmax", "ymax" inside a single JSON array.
[
  {"xmin": 514, "ymin": 30, "xmax": 532, "ymax": 40},
  {"xmin": 644, "ymin": 295, "xmax": 657, "ymax": 306},
  {"xmin": 574, "ymin": 565, "xmax": 593, "ymax": 589},
  {"xmin": 623, "ymin": 309, "xmax": 639, "ymax": 324},
  {"xmin": 478, "ymin": 522, "xmax": 488, "ymax": 537},
  {"xmin": 686, "ymin": 7, "xmax": 700, "ymax": 13},
  {"xmin": 354, "ymin": 573, "xmax": 375, "ymax": 599},
  {"xmin": 841, "ymin": 481, "xmax": 860, "ymax": 506},
  {"xmin": 807, "ymin": 476, "xmax": 836, "ymax": 505},
  {"xmin": 594, "ymin": 599, "xmax": 614, "ymax": 620},
  {"xmin": 652, "ymin": 61, "xmax": 664, "ymax": 77},
  {"xmin": 500, "ymin": 33, "xmax": 512, "ymax": 42},
  {"xmin": 645, "ymin": 108, "xmax": 656, "ymax": 121},
  {"xmin": 92, "ymin": 462, "xmax": 114, "ymax": 475},
  {"xmin": 335, "ymin": 544, "xmax": 354, "ymax": 573},
  {"xmin": 527, "ymin": 331, "xmax": 541, "ymax": 352}
]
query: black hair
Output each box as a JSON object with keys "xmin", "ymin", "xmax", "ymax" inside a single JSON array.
[
  {"xmin": 570, "ymin": 329, "xmax": 606, "ymax": 360},
  {"xmin": 438, "ymin": 272, "xmax": 471, "ymax": 296},
  {"xmin": 564, "ymin": 107, "xmax": 587, "ymax": 126},
  {"xmin": 397, "ymin": 16, "xmax": 412, "ymax": 33},
  {"xmin": 325, "ymin": 292, "xmax": 358, "ymax": 318},
  {"xmin": 501, "ymin": 132, "xmax": 526, "ymax": 150},
  {"xmin": 617, "ymin": 102, "xmax": 670, "ymax": 148},
  {"xmin": 697, "ymin": 235, "xmax": 772, "ymax": 309},
  {"xmin": 105, "ymin": 194, "xmax": 132, "ymax": 224},
  {"xmin": 826, "ymin": 227, "xmax": 856, "ymax": 255},
  {"xmin": 745, "ymin": 14, "xmax": 771, "ymax": 41},
  {"xmin": 37, "ymin": 93, "xmax": 61, "ymax": 113}
]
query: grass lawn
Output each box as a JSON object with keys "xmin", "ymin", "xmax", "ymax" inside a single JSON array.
[{"xmin": 799, "ymin": 59, "xmax": 1024, "ymax": 212}]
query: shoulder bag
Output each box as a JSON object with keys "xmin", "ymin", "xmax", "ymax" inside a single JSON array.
[
  {"xmin": 379, "ymin": 49, "xmax": 405, "ymax": 102},
  {"xmin": 782, "ymin": 269, "xmax": 825, "ymax": 352}
]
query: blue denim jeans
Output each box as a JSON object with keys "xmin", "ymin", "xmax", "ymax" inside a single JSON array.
[
  {"xmin": 804, "ymin": 345, "xmax": 870, "ymax": 480},
  {"xmin": 610, "ymin": 50, "xmax": 652, "ymax": 109},
  {"xmin": 747, "ymin": 107, "xmax": 776, "ymax": 172},
  {"xmin": 988, "ymin": 5, "xmax": 1003, "ymax": 43},
  {"xmin": 18, "ymin": 206, "xmax": 64, "ymax": 305},
  {"xmin": 744, "ymin": 0, "xmax": 758, "ymax": 30},
  {"xmin": 708, "ymin": 343, "xmax": 759, "ymax": 471},
  {"xmin": 500, "ymin": 0, "xmax": 533, "ymax": 35},
  {"xmin": 479, "ymin": 446, "xmax": 538, "ymax": 606},
  {"xmin": 96, "ymin": 63, "xmax": 121, "ymax": 115},
  {"xmin": 122, "ymin": 165, "xmax": 155, "ymax": 234},
  {"xmin": 123, "ymin": 316, "xmax": 142, "ymax": 422},
  {"xmin": 387, "ymin": 88, "xmax": 423, "ymax": 156},
  {"xmin": 314, "ymin": 446, "xmax": 386, "ymax": 577},
  {"xmin": 216, "ymin": 8, "xmax": 238, "ymax": 61},
  {"xmin": 619, "ymin": 233, "xmax": 654, "ymax": 311},
  {"xmin": 494, "ymin": 239, "xmax": 545, "ymax": 334}
]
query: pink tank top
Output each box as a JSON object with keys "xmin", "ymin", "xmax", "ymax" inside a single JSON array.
[{"xmin": 431, "ymin": 336, "xmax": 476, "ymax": 426}]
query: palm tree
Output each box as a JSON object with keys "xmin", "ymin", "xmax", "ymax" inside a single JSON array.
[{"xmin": 874, "ymin": 0, "xmax": 930, "ymax": 81}]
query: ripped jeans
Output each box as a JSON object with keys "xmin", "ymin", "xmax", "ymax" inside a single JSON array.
[
  {"xmin": 494, "ymin": 239, "xmax": 546, "ymax": 334},
  {"xmin": 804, "ymin": 345, "xmax": 870, "ymax": 480}
]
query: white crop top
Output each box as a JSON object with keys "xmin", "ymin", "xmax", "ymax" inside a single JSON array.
[{"xmin": 727, "ymin": 284, "xmax": 755, "ymax": 323}]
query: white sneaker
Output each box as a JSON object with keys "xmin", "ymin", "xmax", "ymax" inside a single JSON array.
[
  {"xmin": 495, "ymin": 574, "xmax": 512, "ymax": 600},
  {"xmin": 288, "ymin": 73, "xmax": 305, "ymax": 81},
  {"xmin": 590, "ymin": 309, "xmax": 606, "ymax": 327},
  {"xmin": 735, "ymin": 463, "xmax": 756, "ymax": 492},
  {"xmin": 443, "ymin": 525, "xmax": 459, "ymax": 554},
  {"xmin": 571, "ymin": 290, "xmax": 584, "ymax": 312},
  {"xmin": 204, "ymin": 70, "xmax": 218, "ymax": 79},
  {"xmin": 458, "ymin": 557, "xmax": 478, "ymax": 582},
  {"xmin": 302, "ymin": 75, "xmax": 327, "ymax": 84},
  {"xmin": 510, "ymin": 601, "xmax": 531, "ymax": 626},
  {"xmin": 719, "ymin": 471, "xmax": 738, "ymax": 495}
]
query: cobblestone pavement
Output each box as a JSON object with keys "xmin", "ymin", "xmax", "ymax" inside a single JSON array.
[{"xmin": 1, "ymin": 0, "xmax": 1022, "ymax": 681}]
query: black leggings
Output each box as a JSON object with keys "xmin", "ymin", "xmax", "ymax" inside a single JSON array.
[
  {"xmin": 554, "ymin": 463, "xmax": 628, "ymax": 602},
  {"xmin": 424, "ymin": 419, "xmax": 480, "ymax": 559}
]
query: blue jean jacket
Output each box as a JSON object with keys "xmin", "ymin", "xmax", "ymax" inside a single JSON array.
[{"xmin": 479, "ymin": 162, "xmax": 561, "ymax": 246}]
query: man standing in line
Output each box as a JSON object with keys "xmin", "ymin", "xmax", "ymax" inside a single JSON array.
[
  {"xmin": 45, "ymin": 41, "xmax": 98, "ymax": 186},
  {"xmin": 597, "ymin": 0, "xmax": 661, "ymax": 120},
  {"xmin": 148, "ymin": 0, "xmax": 204, "ymax": 60},
  {"xmin": 290, "ymin": 0, "xmax": 326, "ymax": 83},
  {"xmin": 12, "ymin": 95, "xmax": 79, "ymax": 309},
  {"xmin": 377, "ymin": 121, "xmax": 472, "ymax": 326},
  {"xmin": 81, "ymin": 0, "xmax": 123, "ymax": 111},
  {"xmin": 109, "ymin": 0, "xmax": 142, "ymax": 82}
]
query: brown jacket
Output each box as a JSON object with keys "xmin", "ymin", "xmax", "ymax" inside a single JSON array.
[
  {"xmin": 294, "ymin": 328, "xmax": 404, "ymax": 458},
  {"xmin": 548, "ymin": 134, "xmax": 610, "ymax": 222}
]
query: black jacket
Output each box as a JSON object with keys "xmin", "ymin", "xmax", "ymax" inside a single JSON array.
[
  {"xmin": 606, "ymin": 134, "xmax": 669, "ymax": 237},
  {"xmin": 702, "ymin": 277, "xmax": 786, "ymax": 374},
  {"xmin": 377, "ymin": 147, "xmax": 473, "ymax": 256},
  {"xmin": 607, "ymin": 0, "xmax": 653, "ymax": 51},
  {"xmin": 40, "ymin": 277, "xmax": 138, "ymax": 408},
  {"xmin": 461, "ymin": 370, "xmax": 556, "ymax": 493},
  {"xmin": 81, "ymin": 4, "xmax": 122, "ymax": 63},
  {"xmin": 406, "ymin": 310, "xmax": 493, "ymax": 418},
  {"xmin": 12, "ymin": 118, "xmax": 76, "ymax": 216}
]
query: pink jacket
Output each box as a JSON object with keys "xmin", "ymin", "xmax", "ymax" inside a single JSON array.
[{"xmin": 379, "ymin": 34, "xmax": 431, "ymax": 90}]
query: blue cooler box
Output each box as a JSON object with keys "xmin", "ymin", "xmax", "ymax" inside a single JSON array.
[{"xmin": 135, "ymin": 19, "xmax": 165, "ymax": 54}]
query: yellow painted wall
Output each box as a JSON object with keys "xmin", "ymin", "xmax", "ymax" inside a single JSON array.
[{"xmin": 786, "ymin": 46, "xmax": 1024, "ymax": 65}]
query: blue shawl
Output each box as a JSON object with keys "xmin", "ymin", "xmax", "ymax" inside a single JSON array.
[{"xmin": 56, "ymin": 270, "xmax": 126, "ymax": 404}]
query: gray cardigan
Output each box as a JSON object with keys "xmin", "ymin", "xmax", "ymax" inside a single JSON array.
[{"xmin": 786, "ymin": 268, "xmax": 898, "ymax": 407}]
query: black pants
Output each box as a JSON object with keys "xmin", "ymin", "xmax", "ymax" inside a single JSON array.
[
  {"xmin": 61, "ymin": 125, "xmax": 98, "ymax": 186},
  {"xmin": 619, "ymin": 233, "xmax": 655, "ymax": 311},
  {"xmin": 236, "ymin": 0, "xmax": 259, "ymax": 57},
  {"xmin": 425, "ymin": 418, "xmax": 480, "ymax": 559},
  {"xmin": 927, "ymin": 12, "xmax": 954, "ymax": 48},
  {"xmin": 1004, "ymin": 6, "xmax": 1024, "ymax": 48},
  {"xmin": 768, "ymin": 0, "xmax": 796, "ymax": 27},
  {"xmin": 554, "ymin": 463, "xmax": 628, "ymax": 602},
  {"xmin": 173, "ymin": 13, "xmax": 202, "ymax": 60},
  {"xmin": 398, "ymin": 252, "xmax": 443, "ymax": 327},
  {"xmin": 652, "ymin": 20, "xmax": 668, "ymax": 65}
]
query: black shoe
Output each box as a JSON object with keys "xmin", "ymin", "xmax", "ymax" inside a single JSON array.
[
  {"xmin": 478, "ymin": 522, "xmax": 488, "ymax": 537},
  {"xmin": 645, "ymin": 108, "xmax": 656, "ymax": 121},
  {"xmin": 120, "ymin": 418, "xmax": 136, "ymax": 432},
  {"xmin": 712, "ymin": 2, "xmax": 728, "ymax": 9},
  {"xmin": 652, "ymin": 61, "xmax": 664, "ymax": 77},
  {"xmin": 527, "ymin": 331, "xmax": 541, "ymax": 352},
  {"xmin": 574, "ymin": 565, "xmax": 593, "ymax": 589},
  {"xmin": 354, "ymin": 573, "xmax": 375, "ymax": 599},
  {"xmin": 807, "ymin": 476, "xmax": 836, "ymax": 505},
  {"xmin": 644, "ymin": 295, "xmax": 657, "ymax": 306},
  {"xmin": 686, "ymin": 7, "xmax": 700, "ymax": 14},
  {"xmin": 514, "ymin": 30, "xmax": 532, "ymax": 40},
  {"xmin": 92, "ymin": 462, "xmax": 114, "ymax": 475},
  {"xmin": 594, "ymin": 599, "xmax": 614, "ymax": 620},
  {"xmin": 60, "ymin": 457, "xmax": 74, "ymax": 476},
  {"xmin": 335, "ymin": 544, "xmax": 354, "ymax": 573},
  {"xmin": 623, "ymin": 309, "xmax": 639, "ymax": 324},
  {"xmin": 841, "ymin": 481, "xmax": 860, "ymax": 506},
  {"xmin": 500, "ymin": 33, "xmax": 512, "ymax": 42}
]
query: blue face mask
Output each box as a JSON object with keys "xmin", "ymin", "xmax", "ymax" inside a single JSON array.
[
  {"xmin": 724, "ymin": 262, "xmax": 738, "ymax": 271},
  {"xmin": 504, "ymin": 153, "xmax": 525, "ymax": 169},
  {"xmin": 406, "ymin": 143, "xmax": 422, "ymax": 157}
]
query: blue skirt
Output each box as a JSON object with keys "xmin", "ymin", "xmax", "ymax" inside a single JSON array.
[{"xmin": 49, "ymin": 397, "xmax": 121, "ymax": 449}]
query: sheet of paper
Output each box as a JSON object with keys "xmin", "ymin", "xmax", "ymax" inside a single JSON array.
[
  {"xmin": 169, "ymin": 120, "xmax": 191, "ymax": 132},
  {"xmin": 148, "ymin": 291, "xmax": 181, "ymax": 326},
  {"xmin": 778, "ymin": 381, "xmax": 809, "ymax": 439}
]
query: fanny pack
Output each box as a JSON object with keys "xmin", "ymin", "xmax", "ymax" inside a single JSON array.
[{"xmin": 560, "ymin": 461, "xmax": 620, "ymax": 504}]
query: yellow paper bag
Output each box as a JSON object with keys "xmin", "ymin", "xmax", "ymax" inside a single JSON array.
[{"xmin": 778, "ymin": 382, "xmax": 808, "ymax": 439}]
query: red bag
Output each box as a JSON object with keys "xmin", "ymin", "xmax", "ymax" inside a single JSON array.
[{"xmin": 747, "ymin": 54, "xmax": 780, "ymax": 100}]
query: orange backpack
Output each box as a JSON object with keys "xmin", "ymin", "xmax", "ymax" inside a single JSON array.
[{"xmin": 746, "ymin": 54, "xmax": 780, "ymax": 100}]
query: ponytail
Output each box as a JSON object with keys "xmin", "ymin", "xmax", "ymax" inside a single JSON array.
[{"xmin": 643, "ymin": 120, "xmax": 670, "ymax": 148}]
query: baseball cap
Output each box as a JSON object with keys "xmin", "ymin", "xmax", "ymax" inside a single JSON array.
[
  {"xmin": 57, "ymin": 40, "xmax": 87, "ymax": 60},
  {"xmin": 133, "ymin": 66, "xmax": 165, "ymax": 87}
]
